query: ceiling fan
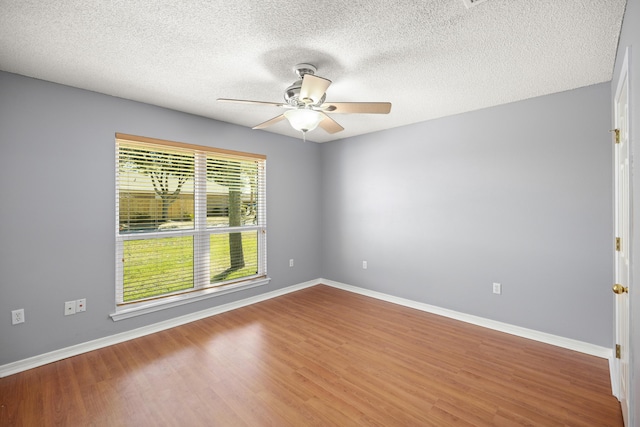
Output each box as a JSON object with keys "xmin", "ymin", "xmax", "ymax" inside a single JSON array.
[{"xmin": 218, "ymin": 63, "xmax": 392, "ymax": 136}]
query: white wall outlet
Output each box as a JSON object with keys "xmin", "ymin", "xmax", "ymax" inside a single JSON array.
[
  {"xmin": 362, "ymin": 260, "xmax": 368, "ymax": 269},
  {"xmin": 289, "ymin": 259, "xmax": 294, "ymax": 267},
  {"xmin": 493, "ymin": 282, "xmax": 502, "ymax": 295},
  {"xmin": 64, "ymin": 301, "xmax": 76, "ymax": 316},
  {"xmin": 11, "ymin": 308, "xmax": 25, "ymax": 325},
  {"xmin": 76, "ymin": 298, "xmax": 86, "ymax": 312}
]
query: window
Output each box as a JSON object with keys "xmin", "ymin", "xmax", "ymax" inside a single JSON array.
[{"xmin": 113, "ymin": 134, "xmax": 267, "ymax": 319}]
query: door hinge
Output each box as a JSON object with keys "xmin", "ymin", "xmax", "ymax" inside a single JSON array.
[
  {"xmin": 616, "ymin": 237, "xmax": 621, "ymax": 252},
  {"xmin": 611, "ymin": 128, "xmax": 620, "ymax": 144},
  {"xmin": 616, "ymin": 344, "xmax": 621, "ymax": 359}
]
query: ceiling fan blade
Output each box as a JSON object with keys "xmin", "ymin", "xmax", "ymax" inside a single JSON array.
[
  {"xmin": 218, "ymin": 98, "xmax": 287, "ymax": 108},
  {"xmin": 299, "ymin": 74, "xmax": 331, "ymax": 104},
  {"xmin": 320, "ymin": 102, "xmax": 392, "ymax": 114},
  {"xmin": 318, "ymin": 113, "xmax": 344, "ymax": 134},
  {"xmin": 253, "ymin": 114, "xmax": 286, "ymax": 129}
]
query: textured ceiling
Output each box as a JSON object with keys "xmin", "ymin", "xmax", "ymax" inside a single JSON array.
[{"xmin": 0, "ymin": 0, "xmax": 627, "ymax": 143}]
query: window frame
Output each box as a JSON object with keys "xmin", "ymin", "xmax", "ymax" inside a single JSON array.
[{"xmin": 112, "ymin": 133, "xmax": 269, "ymax": 321}]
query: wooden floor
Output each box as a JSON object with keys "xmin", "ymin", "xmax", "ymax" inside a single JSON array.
[{"xmin": 0, "ymin": 285, "xmax": 623, "ymax": 426}]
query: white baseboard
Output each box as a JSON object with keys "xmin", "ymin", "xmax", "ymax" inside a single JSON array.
[
  {"xmin": 1, "ymin": 278, "xmax": 611, "ymax": 378},
  {"xmin": 0, "ymin": 279, "xmax": 318, "ymax": 378},
  {"xmin": 320, "ymin": 279, "xmax": 612, "ymax": 360}
]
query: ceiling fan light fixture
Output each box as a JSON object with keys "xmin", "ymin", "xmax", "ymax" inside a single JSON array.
[{"xmin": 284, "ymin": 108, "xmax": 324, "ymax": 133}]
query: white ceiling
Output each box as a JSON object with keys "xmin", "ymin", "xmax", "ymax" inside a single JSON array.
[{"xmin": 0, "ymin": 0, "xmax": 627, "ymax": 143}]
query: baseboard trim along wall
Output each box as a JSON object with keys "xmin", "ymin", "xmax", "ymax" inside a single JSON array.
[
  {"xmin": 0, "ymin": 278, "xmax": 612, "ymax": 378},
  {"xmin": 320, "ymin": 279, "xmax": 612, "ymax": 359},
  {"xmin": 0, "ymin": 279, "xmax": 319, "ymax": 378},
  {"xmin": 320, "ymin": 280, "xmax": 617, "ymax": 395}
]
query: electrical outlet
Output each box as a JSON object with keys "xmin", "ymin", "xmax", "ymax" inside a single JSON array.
[
  {"xmin": 289, "ymin": 259, "xmax": 294, "ymax": 267},
  {"xmin": 76, "ymin": 298, "xmax": 86, "ymax": 312},
  {"xmin": 64, "ymin": 301, "xmax": 76, "ymax": 316},
  {"xmin": 493, "ymin": 282, "xmax": 502, "ymax": 295},
  {"xmin": 11, "ymin": 309, "xmax": 25, "ymax": 325},
  {"xmin": 363, "ymin": 260, "xmax": 368, "ymax": 269}
]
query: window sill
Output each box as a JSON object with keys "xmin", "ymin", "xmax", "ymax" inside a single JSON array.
[{"xmin": 110, "ymin": 277, "xmax": 271, "ymax": 321}]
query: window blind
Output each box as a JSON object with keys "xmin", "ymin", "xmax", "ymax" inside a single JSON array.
[{"xmin": 115, "ymin": 134, "xmax": 267, "ymax": 305}]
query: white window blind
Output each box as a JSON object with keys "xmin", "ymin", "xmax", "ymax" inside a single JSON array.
[{"xmin": 115, "ymin": 134, "xmax": 267, "ymax": 307}]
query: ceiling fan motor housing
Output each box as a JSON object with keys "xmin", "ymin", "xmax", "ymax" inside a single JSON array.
[
  {"xmin": 284, "ymin": 81, "xmax": 326, "ymax": 107},
  {"xmin": 284, "ymin": 63, "xmax": 326, "ymax": 107}
]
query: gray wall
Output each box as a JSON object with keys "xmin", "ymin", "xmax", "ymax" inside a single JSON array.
[
  {"xmin": 0, "ymin": 71, "xmax": 322, "ymax": 365},
  {"xmin": 0, "ymin": 69, "xmax": 615, "ymax": 366},
  {"xmin": 612, "ymin": 0, "xmax": 639, "ymax": 422},
  {"xmin": 320, "ymin": 83, "xmax": 613, "ymax": 347}
]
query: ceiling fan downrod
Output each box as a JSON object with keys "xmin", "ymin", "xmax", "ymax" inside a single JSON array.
[{"xmin": 293, "ymin": 63, "xmax": 317, "ymax": 79}]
